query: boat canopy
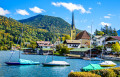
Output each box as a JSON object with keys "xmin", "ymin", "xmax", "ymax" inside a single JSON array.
[
  {"xmin": 82, "ymin": 64, "xmax": 103, "ymax": 71},
  {"xmin": 19, "ymin": 59, "xmax": 40, "ymax": 64}
]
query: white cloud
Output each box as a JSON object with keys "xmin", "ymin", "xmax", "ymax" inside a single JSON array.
[
  {"xmin": 29, "ymin": 6, "xmax": 45, "ymax": 13},
  {"xmin": 100, "ymin": 22, "xmax": 111, "ymax": 26},
  {"xmin": 97, "ymin": 2, "xmax": 101, "ymax": 5},
  {"xmin": 108, "ymin": 14, "xmax": 111, "ymax": 16},
  {"xmin": 87, "ymin": 26, "xmax": 91, "ymax": 28},
  {"xmin": 16, "ymin": 9, "xmax": 29, "ymax": 15},
  {"xmin": 52, "ymin": 2, "xmax": 91, "ymax": 13},
  {"xmin": 0, "ymin": 7, "xmax": 10, "ymax": 15},
  {"xmin": 104, "ymin": 16, "xmax": 110, "ymax": 18}
]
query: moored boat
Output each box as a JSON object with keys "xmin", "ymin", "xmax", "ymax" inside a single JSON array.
[
  {"xmin": 91, "ymin": 57, "xmax": 103, "ymax": 61},
  {"xmin": 42, "ymin": 61, "xmax": 70, "ymax": 66},
  {"xmin": 99, "ymin": 61, "xmax": 116, "ymax": 67},
  {"xmin": 83, "ymin": 57, "xmax": 91, "ymax": 60},
  {"xmin": 81, "ymin": 64, "xmax": 103, "ymax": 72},
  {"xmin": 5, "ymin": 59, "xmax": 40, "ymax": 65}
]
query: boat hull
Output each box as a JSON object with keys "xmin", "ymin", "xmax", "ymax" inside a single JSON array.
[
  {"xmin": 5, "ymin": 62, "xmax": 40, "ymax": 65},
  {"xmin": 42, "ymin": 63, "xmax": 70, "ymax": 66},
  {"xmin": 100, "ymin": 64, "xmax": 116, "ymax": 67},
  {"xmin": 5, "ymin": 62, "xmax": 20, "ymax": 65}
]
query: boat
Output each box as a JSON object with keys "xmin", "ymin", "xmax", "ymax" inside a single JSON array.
[
  {"xmin": 99, "ymin": 61, "xmax": 116, "ymax": 67},
  {"xmin": 81, "ymin": 64, "xmax": 103, "ymax": 72},
  {"xmin": 5, "ymin": 59, "xmax": 40, "ymax": 65},
  {"xmin": 42, "ymin": 61, "xmax": 70, "ymax": 66},
  {"xmin": 91, "ymin": 57, "xmax": 103, "ymax": 61},
  {"xmin": 83, "ymin": 57, "xmax": 91, "ymax": 60},
  {"xmin": 5, "ymin": 26, "xmax": 40, "ymax": 65}
]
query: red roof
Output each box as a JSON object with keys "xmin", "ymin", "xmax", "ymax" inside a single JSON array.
[
  {"xmin": 37, "ymin": 41, "xmax": 53, "ymax": 47},
  {"xmin": 111, "ymin": 36, "xmax": 120, "ymax": 41},
  {"xmin": 76, "ymin": 30, "xmax": 90, "ymax": 40},
  {"xmin": 37, "ymin": 41, "xmax": 50, "ymax": 44}
]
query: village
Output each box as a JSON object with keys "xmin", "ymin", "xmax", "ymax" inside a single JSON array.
[{"xmin": 23, "ymin": 12, "xmax": 120, "ymax": 61}]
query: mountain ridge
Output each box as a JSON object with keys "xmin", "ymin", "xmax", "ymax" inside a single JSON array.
[
  {"xmin": 19, "ymin": 14, "xmax": 81, "ymax": 34},
  {"xmin": 117, "ymin": 29, "xmax": 120, "ymax": 36}
]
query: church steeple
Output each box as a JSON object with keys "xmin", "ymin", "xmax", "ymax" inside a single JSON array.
[
  {"xmin": 71, "ymin": 12, "xmax": 75, "ymax": 30},
  {"xmin": 71, "ymin": 12, "xmax": 76, "ymax": 40}
]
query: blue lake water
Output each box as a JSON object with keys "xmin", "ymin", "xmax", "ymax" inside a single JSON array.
[{"xmin": 0, "ymin": 51, "xmax": 120, "ymax": 77}]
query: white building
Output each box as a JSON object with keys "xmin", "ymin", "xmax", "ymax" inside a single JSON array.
[
  {"xmin": 92, "ymin": 35, "xmax": 108, "ymax": 46},
  {"xmin": 36, "ymin": 41, "xmax": 53, "ymax": 55},
  {"xmin": 63, "ymin": 40, "xmax": 81, "ymax": 48},
  {"xmin": 105, "ymin": 36, "xmax": 120, "ymax": 52}
]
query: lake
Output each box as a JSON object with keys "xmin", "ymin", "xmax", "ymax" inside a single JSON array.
[{"xmin": 0, "ymin": 51, "xmax": 120, "ymax": 77}]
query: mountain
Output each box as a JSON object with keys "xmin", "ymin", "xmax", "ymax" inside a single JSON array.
[
  {"xmin": 117, "ymin": 29, "xmax": 120, "ymax": 36},
  {"xmin": 0, "ymin": 14, "xmax": 82, "ymax": 50},
  {"xmin": 19, "ymin": 14, "xmax": 81, "ymax": 34},
  {"xmin": 0, "ymin": 15, "xmax": 60, "ymax": 50}
]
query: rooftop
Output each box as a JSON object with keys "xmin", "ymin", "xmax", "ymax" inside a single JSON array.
[
  {"xmin": 70, "ymin": 48, "xmax": 92, "ymax": 52},
  {"xmin": 36, "ymin": 41, "xmax": 51, "ymax": 44},
  {"xmin": 76, "ymin": 30, "xmax": 90, "ymax": 40},
  {"xmin": 64, "ymin": 40, "xmax": 81, "ymax": 44}
]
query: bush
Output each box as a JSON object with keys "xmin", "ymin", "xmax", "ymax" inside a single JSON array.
[
  {"xmin": 68, "ymin": 72, "xmax": 101, "ymax": 77},
  {"xmin": 53, "ymin": 52, "xmax": 60, "ymax": 55},
  {"xmin": 110, "ymin": 67, "xmax": 120, "ymax": 76},
  {"xmin": 90, "ymin": 69, "xmax": 117, "ymax": 77}
]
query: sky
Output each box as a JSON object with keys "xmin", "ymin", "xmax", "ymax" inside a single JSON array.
[{"xmin": 0, "ymin": 0, "xmax": 120, "ymax": 34}]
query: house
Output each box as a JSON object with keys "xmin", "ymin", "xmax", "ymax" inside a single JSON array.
[
  {"xmin": 54, "ymin": 38, "xmax": 63, "ymax": 51},
  {"xmin": 105, "ymin": 36, "xmax": 120, "ymax": 52},
  {"xmin": 92, "ymin": 35, "xmax": 107, "ymax": 46},
  {"xmin": 75, "ymin": 30, "xmax": 90, "ymax": 47},
  {"xmin": 70, "ymin": 48, "xmax": 101, "ymax": 57},
  {"xmin": 22, "ymin": 48, "xmax": 33, "ymax": 54},
  {"xmin": 36, "ymin": 41, "xmax": 53, "ymax": 55},
  {"xmin": 63, "ymin": 40, "xmax": 81, "ymax": 48}
]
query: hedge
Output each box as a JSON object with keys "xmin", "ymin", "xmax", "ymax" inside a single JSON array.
[
  {"xmin": 110, "ymin": 67, "xmax": 120, "ymax": 76},
  {"xmin": 68, "ymin": 72, "xmax": 101, "ymax": 77},
  {"xmin": 90, "ymin": 69, "xmax": 117, "ymax": 77}
]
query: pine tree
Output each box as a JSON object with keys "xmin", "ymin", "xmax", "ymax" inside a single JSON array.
[
  {"xmin": 109, "ymin": 27, "xmax": 112, "ymax": 35},
  {"xmin": 94, "ymin": 29, "xmax": 98, "ymax": 35},
  {"xmin": 113, "ymin": 28, "xmax": 118, "ymax": 36}
]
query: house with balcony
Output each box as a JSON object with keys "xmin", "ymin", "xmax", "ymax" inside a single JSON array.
[
  {"xmin": 105, "ymin": 36, "xmax": 120, "ymax": 52},
  {"xmin": 36, "ymin": 41, "xmax": 53, "ymax": 55},
  {"xmin": 63, "ymin": 40, "xmax": 81, "ymax": 48},
  {"xmin": 92, "ymin": 35, "xmax": 107, "ymax": 46}
]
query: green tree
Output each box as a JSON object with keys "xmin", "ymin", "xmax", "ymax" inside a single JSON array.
[
  {"xmin": 96, "ymin": 45, "xmax": 103, "ymax": 50},
  {"xmin": 97, "ymin": 31, "xmax": 104, "ymax": 36},
  {"xmin": 113, "ymin": 28, "xmax": 118, "ymax": 36},
  {"xmin": 112, "ymin": 42, "xmax": 120, "ymax": 56}
]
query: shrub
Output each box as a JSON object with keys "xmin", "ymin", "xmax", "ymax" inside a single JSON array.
[
  {"xmin": 110, "ymin": 67, "xmax": 120, "ymax": 76},
  {"xmin": 68, "ymin": 72, "xmax": 101, "ymax": 77},
  {"xmin": 90, "ymin": 69, "xmax": 117, "ymax": 77}
]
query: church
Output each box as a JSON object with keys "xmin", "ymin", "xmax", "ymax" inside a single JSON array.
[{"xmin": 64, "ymin": 12, "xmax": 91, "ymax": 48}]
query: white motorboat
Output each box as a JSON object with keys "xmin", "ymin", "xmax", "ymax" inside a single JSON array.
[
  {"xmin": 99, "ymin": 61, "xmax": 116, "ymax": 67},
  {"xmin": 91, "ymin": 57, "xmax": 103, "ymax": 61},
  {"xmin": 42, "ymin": 61, "xmax": 70, "ymax": 66}
]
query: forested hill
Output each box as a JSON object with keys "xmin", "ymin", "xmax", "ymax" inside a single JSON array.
[
  {"xmin": 19, "ymin": 14, "xmax": 81, "ymax": 34},
  {"xmin": 0, "ymin": 15, "xmax": 60, "ymax": 50}
]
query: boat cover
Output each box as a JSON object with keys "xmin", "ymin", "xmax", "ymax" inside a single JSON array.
[
  {"xmin": 82, "ymin": 64, "xmax": 103, "ymax": 71},
  {"xmin": 19, "ymin": 59, "xmax": 40, "ymax": 64}
]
